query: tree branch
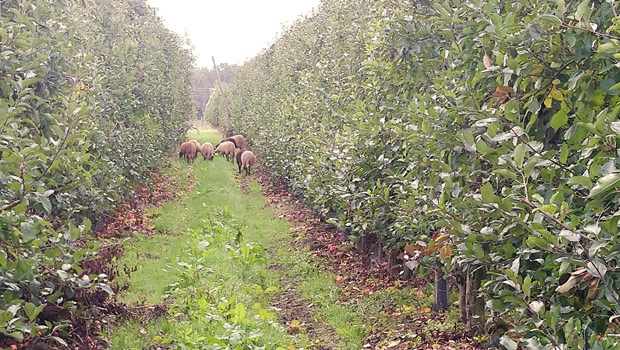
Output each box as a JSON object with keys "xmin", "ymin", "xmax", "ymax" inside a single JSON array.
[
  {"xmin": 0, "ymin": 163, "xmax": 26, "ymax": 213},
  {"xmin": 561, "ymin": 22, "xmax": 620, "ymax": 40}
]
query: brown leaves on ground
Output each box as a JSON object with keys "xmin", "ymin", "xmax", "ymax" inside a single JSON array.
[{"xmin": 95, "ymin": 172, "xmax": 179, "ymax": 238}]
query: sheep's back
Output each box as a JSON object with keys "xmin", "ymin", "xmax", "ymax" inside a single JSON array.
[
  {"xmin": 180, "ymin": 141, "xmax": 196, "ymax": 156},
  {"xmin": 236, "ymin": 149, "xmax": 247, "ymax": 166},
  {"xmin": 232, "ymin": 135, "xmax": 245, "ymax": 149},
  {"xmin": 190, "ymin": 139, "xmax": 201, "ymax": 150},
  {"xmin": 241, "ymin": 151, "xmax": 255, "ymax": 167},
  {"xmin": 201, "ymin": 142, "xmax": 214, "ymax": 155}
]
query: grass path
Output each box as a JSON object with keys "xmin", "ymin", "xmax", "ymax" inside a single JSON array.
[
  {"xmin": 108, "ymin": 128, "xmax": 459, "ymax": 350},
  {"xmin": 109, "ymin": 128, "xmax": 343, "ymax": 349}
]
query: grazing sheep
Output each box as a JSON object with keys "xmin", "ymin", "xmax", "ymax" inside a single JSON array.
[
  {"xmin": 201, "ymin": 142, "xmax": 214, "ymax": 160},
  {"xmin": 190, "ymin": 139, "xmax": 201, "ymax": 157},
  {"xmin": 236, "ymin": 148, "xmax": 247, "ymax": 173},
  {"xmin": 231, "ymin": 135, "xmax": 245, "ymax": 149},
  {"xmin": 215, "ymin": 141, "xmax": 235, "ymax": 161},
  {"xmin": 179, "ymin": 141, "xmax": 197, "ymax": 164},
  {"xmin": 215, "ymin": 137, "xmax": 237, "ymax": 148},
  {"xmin": 240, "ymin": 150, "xmax": 255, "ymax": 176}
]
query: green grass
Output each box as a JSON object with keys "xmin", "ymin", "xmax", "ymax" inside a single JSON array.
[{"xmin": 108, "ymin": 128, "xmax": 302, "ymax": 349}]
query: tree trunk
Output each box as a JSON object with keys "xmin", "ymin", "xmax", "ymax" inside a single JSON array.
[
  {"xmin": 455, "ymin": 270, "xmax": 467, "ymax": 324},
  {"xmin": 375, "ymin": 243, "xmax": 383, "ymax": 264},
  {"xmin": 465, "ymin": 266, "xmax": 485, "ymax": 334},
  {"xmin": 401, "ymin": 261, "xmax": 412, "ymax": 280},
  {"xmin": 432, "ymin": 262, "xmax": 449, "ymax": 311},
  {"xmin": 388, "ymin": 250, "xmax": 400, "ymax": 277},
  {"xmin": 356, "ymin": 235, "xmax": 369, "ymax": 252}
]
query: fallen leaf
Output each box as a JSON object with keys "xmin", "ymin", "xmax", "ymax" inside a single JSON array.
[{"xmin": 386, "ymin": 340, "xmax": 401, "ymax": 348}]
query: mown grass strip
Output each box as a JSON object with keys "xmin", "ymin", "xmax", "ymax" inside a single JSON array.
[{"xmin": 109, "ymin": 128, "xmax": 305, "ymax": 349}]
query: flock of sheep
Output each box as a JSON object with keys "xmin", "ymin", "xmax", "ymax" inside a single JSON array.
[{"xmin": 178, "ymin": 134, "xmax": 256, "ymax": 175}]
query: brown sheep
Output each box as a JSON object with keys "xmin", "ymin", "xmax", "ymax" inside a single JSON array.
[
  {"xmin": 215, "ymin": 141, "xmax": 235, "ymax": 161},
  {"xmin": 236, "ymin": 148, "xmax": 247, "ymax": 173},
  {"xmin": 231, "ymin": 135, "xmax": 245, "ymax": 149},
  {"xmin": 240, "ymin": 150, "xmax": 255, "ymax": 176},
  {"xmin": 189, "ymin": 139, "xmax": 201, "ymax": 157},
  {"xmin": 201, "ymin": 142, "xmax": 214, "ymax": 160},
  {"xmin": 215, "ymin": 137, "xmax": 237, "ymax": 148},
  {"xmin": 179, "ymin": 141, "xmax": 197, "ymax": 164}
]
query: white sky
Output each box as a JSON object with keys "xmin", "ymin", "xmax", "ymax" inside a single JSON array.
[{"xmin": 146, "ymin": 0, "xmax": 320, "ymax": 67}]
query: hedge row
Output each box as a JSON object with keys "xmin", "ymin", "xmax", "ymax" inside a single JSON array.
[
  {"xmin": 207, "ymin": 0, "xmax": 620, "ymax": 347},
  {"xmin": 1, "ymin": 0, "xmax": 193, "ymax": 343}
]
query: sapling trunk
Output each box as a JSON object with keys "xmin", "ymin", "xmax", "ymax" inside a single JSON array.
[
  {"xmin": 388, "ymin": 250, "xmax": 399, "ymax": 277},
  {"xmin": 432, "ymin": 261, "xmax": 449, "ymax": 311},
  {"xmin": 456, "ymin": 270, "xmax": 467, "ymax": 323},
  {"xmin": 465, "ymin": 266, "xmax": 485, "ymax": 334}
]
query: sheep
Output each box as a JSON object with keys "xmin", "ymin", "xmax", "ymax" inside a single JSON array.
[
  {"xmin": 201, "ymin": 142, "xmax": 214, "ymax": 161},
  {"xmin": 215, "ymin": 137, "xmax": 237, "ymax": 148},
  {"xmin": 240, "ymin": 150, "xmax": 255, "ymax": 176},
  {"xmin": 231, "ymin": 135, "xmax": 245, "ymax": 149},
  {"xmin": 189, "ymin": 139, "xmax": 201, "ymax": 157},
  {"xmin": 179, "ymin": 141, "xmax": 197, "ymax": 164},
  {"xmin": 236, "ymin": 148, "xmax": 247, "ymax": 173},
  {"xmin": 215, "ymin": 141, "xmax": 235, "ymax": 161}
]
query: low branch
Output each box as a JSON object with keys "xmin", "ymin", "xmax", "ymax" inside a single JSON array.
[
  {"xmin": 0, "ymin": 163, "xmax": 26, "ymax": 213},
  {"xmin": 561, "ymin": 22, "xmax": 620, "ymax": 40},
  {"xmin": 519, "ymin": 197, "xmax": 592, "ymax": 242}
]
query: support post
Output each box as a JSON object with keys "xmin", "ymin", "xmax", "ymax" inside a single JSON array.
[{"xmin": 212, "ymin": 56, "xmax": 233, "ymax": 122}]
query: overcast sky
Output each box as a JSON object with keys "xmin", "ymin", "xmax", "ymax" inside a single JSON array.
[{"xmin": 146, "ymin": 0, "xmax": 320, "ymax": 68}]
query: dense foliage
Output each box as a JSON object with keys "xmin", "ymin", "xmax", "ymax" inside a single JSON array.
[
  {"xmin": 0, "ymin": 0, "xmax": 193, "ymax": 344},
  {"xmin": 207, "ymin": 0, "xmax": 620, "ymax": 347}
]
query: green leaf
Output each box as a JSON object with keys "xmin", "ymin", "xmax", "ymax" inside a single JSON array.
[
  {"xmin": 481, "ymin": 182, "xmax": 499, "ymax": 203},
  {"xmin": 559, "ymin": 143, "xmax": 568, "ymax": 164},
  {"xmin": 24, "ymin": 302, "xmax": 45, "ymax": 321},
  {"xmin": 20, "ymin": 221, "xmax": 38, "ymax": 242},
  {"xmin": 494, "ymin": 169, "xmax": 518, "ymax": 180},
  {"xmin": 538, "ymin": 14, "xmax": 562, "ymax": 25},
  {"xmin": 589, "ymin": 173, "xmax": 620, "ymax": 198},
  {"xmin": 598, "ymin": 42, "xmax": 617, "ymax": 54},
  {"xmin": 463, "ymin": 129, "xmax": 474, "ymax": 146},
  {"xmin": 541, "ymin": 204, "xmax": 557, "ymax": 214},
  {"xmin": 609, "ymin": 82, "xmax": 620, "ymax": 91},
  {"xmin": 550, "ymin": 110, "xmax": 568, "ymax": 130},
  {"xmin": 523, "ymin": 275, "xmax": 532, "ymax": 297},
  {"xmin": 567, "ymin": 176, "xmax": 593, "ymax": 188},
  {"xmin": 421, "ymin": 120, "xmax": 431, "ymax": 133},
  {"xmin": 575, "ymin": 0, "xmax": 591, "ymax": 23},
  {"xmin": 472, "ymin": 244, "xmax": 485, "ymax": 259},
  {"xmin": 0, "ymin": 311, "xmax": 13, "ymax": 326},
  {"xmin": 39, "ymin": 195, "xmax": 52, "ymax": 213},
  {"xmin": 83, "ymin": 217, "xmax": 92, "ymax": 233},
  {"xmin": 513, "ymin": 143, "xmax": 526, "ymax": 167},
  {"xmin": 69, "ymin": 222, "xmax": 81, "ymax": 240},
  {"xmin": 504, "ymin": 99, "xmax": 519, "ymax": 122}
]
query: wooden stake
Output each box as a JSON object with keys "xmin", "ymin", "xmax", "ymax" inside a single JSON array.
[{"xmin": 212, "ymin": 56, "xmax": 232, "ymax": 122}]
